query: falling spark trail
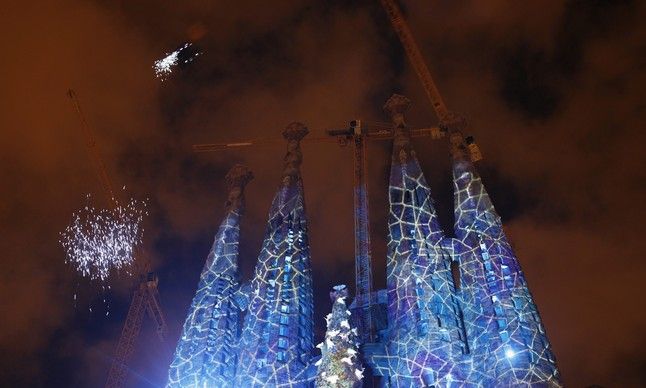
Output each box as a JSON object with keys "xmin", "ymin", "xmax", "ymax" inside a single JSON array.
[
  {"xmin": 153, "ymin": 42, "xmax": 200, "ymax": 81},
  {"xmin": 60, "ymin": 195, "xmax": 147, "ymax": 282}
]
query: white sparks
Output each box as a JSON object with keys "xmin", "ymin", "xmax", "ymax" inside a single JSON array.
[
  {"xmin": 60, "ymin": 195, "xmax": 147, "ymax": 282},
  {"xmin": 153, "ymin": 42, "xmax": 200, "ymax": 81}
]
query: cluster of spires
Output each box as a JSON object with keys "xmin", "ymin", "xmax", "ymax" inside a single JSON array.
[{"xmin": 167, "ymin": 94, "xmax": 561, "ymax": 387}]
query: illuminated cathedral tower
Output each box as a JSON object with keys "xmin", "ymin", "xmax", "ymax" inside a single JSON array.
[
  {"xmin": 448, "ymin": 122, "xmax": 561, "ymax": 385},
  {"xmin": 167, "ymin": 165, "xmax": 253, "ymax": 387},
  {"xmin": 383, "ymin": 95, "xmax": 469, "ymax": 387},
  {"xmin": 236, "ymin": 122, "xmax": 315, "ymax": 387},
  {"xmin": 366, "ymin": 93, "xmax": 560, "ymax": 387},
  {"xmin": 166, "ymin": 95, "xmax": 561, "ymax": 387}
]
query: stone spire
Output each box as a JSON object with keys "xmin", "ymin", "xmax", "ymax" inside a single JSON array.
[
  {"xmin": 383, "ymin": 94, "xmax": 414, "ymax": 164},
  {"xmin": 281, "ymin": 121, "xmax": 309, "ymax": 185},
  {"xmin": 449, "ymin": 122, "xmax": 561, "ymax": 384},
  {"xmin": 224, "ymin": 164, "xmax": 254, "ymax": 212},
  {"xmin": 167, "ymin": 165, "xmax": 253, "ymax": 388},
  {"xmin": 236, "ymin": 122, "xmax": 314, "ymax": 387},
  {"xmin": 383, "ymin": 94, "xmax": 467, "ymax": 386}
]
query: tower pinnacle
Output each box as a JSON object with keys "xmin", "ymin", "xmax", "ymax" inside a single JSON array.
[
  {"xmin": 281, "ymin": 122, "xmax": 309, "ymax": 184},
  {"xmin": 224, "ymin": 164, "xmax": 253, "ymax": 212},
  {"xmin": 167, "ymin": 165, "xmax": 252, "ymax": 388},
  {"xmin": 384, "ymin": 94, "xmax": 414, "ymax": 163},
  {"xmin": 383, "ymin": 94, "xmax": 411, "ymax": 129}
]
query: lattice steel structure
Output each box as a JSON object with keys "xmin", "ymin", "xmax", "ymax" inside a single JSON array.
[{"xmin": 167, "ymin": 165, "xmax": 253, "ymax": 387}]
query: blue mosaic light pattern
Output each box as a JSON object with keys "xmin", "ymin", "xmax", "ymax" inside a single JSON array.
[
  {"xmin": 167, "ymin": 194, "xmax": 246, "ymax": 386},
  {"xmin": 166, "ymin": 100, "xmax": 561, "ymax": 387},
  {"xmin": 384, "ymin": 95, "xmax": 469, "ymax": 387},
  {"xmin": 450, "ymin": 130, "xmax": 561, "ymax": 386},
  {"xmin": 372, "ymin": 94, "xmax": 560, "ymax": 386},
  {"xmin": 236, "ymin": 123, "xmax": 315, "ymax": 387}
]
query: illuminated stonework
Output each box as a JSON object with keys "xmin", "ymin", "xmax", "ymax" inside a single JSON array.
[
  {"xmin": 167, "ymin": 165, "xmax": 252, "ymax": 388},
  {"xmin": 450, "ymin": 128, "xmax": 560, "ymax": 385},
  {"xmin": 363, "ymin": 94, "xmax": 561, "ymax": 387},
  {"xmin": 383, "ymin": 95, "xmax": 469, "ymax": 386},
  {"xmin": 235, "ymin": 123, "xmax": 315, "ymax": 387},
  {"xmin": 168, "ymin": 98, "xmax": 561, "ymax": 387}
]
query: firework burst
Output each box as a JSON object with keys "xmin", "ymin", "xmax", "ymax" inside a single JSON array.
[
  {"xmin": 60, "ymin": 195, "xmax": 147, "ymax": 281},
  {"xmin": 153, "ymin": 42, "xmax": 200, "ymax": 81}
]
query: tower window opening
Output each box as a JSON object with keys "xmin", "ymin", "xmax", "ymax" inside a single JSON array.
[
  {"xmin": 500, "ymin": 330, "xmax": 510, "ymax": 342},
  {"xmin": 451, "ymin": 260, "xmax": 461, "ymax": 290},
  {"xmin": 404, "ymin": 190, "xmax": 412, "ymax": 203}
]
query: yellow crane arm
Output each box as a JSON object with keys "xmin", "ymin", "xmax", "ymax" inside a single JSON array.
[
  {"xmin": 380, "ymin": 0, "xmax": 449, "ymax": 121},
  {"xmin": 67, "ymin": 89, "xmax": 118, "ymax": 206}
]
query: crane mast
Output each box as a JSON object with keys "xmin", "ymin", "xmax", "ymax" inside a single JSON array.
[
  {"xmin": 105, "ymin": 273, "xmax": 167, "ymax": 388},
  {"xmin": 67, "ymin": 90, "xmax": 167, "ymax": 388},
  {"xmin": 352, "ymin": 124, "xmax": 374, "ymax": 343},
  {"xmin": 378, "ymin": 1, "xmax": 483, "ymax": 158},
  {"xmin": 67, "ymin": 89, "xmax": 118, "ymax": 206}
]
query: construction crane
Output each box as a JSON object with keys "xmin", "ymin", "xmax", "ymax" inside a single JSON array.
[
  {"xmin": 378, "ymin": 0, "xmax": 483, "ymax": 162},
  {"xmin": 379, "ymin": 0, "xmax": 449, "ymax": 122},
  {"xmin": 67, "ymin": 90, "xmax": 117, "ymax": 206},
  {"xmin": 67, "ymin": 90, "xmax": 168, "ymax": 388},
  {"xmin": 194, "ymin": 0, "xmax": 485, "ymax": 346},
  {"xmin": 104, "ymin": 268, "xmax": 168, "ymax": 388},
  {"xmin": 324, "ymin": 121, "xmax": 444, "ymax": 343}
]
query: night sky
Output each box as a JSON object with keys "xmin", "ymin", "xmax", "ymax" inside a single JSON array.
[{"xmin": 1, "ymin": 1, "xmax": 645, "ymax": 387}]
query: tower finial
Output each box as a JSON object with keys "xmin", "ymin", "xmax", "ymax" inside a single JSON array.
[
  {"xmin": 281, "ymin": 122, "xmax": 309, "ymax": 185},
  {"xmin": 384, "ymin": 94, "xmax": 414, "ymax": 163},
  {"xmin": 224, "ymin": 164, "xmax": 253, "ymax": 212},
  {"xmin": 383, "ymin": 94, "xmax": 411, "ymax": 129}
]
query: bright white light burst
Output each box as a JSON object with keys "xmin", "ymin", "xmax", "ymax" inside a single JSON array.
[
  {"xmin": 60, "ymin": 196, "xmax": 147, "ymax": 281},
  {"xmin": 153, "ymin": 42, "xmax": 199, "ymax": 81}
]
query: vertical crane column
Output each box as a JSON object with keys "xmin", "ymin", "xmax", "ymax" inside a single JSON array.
[
  {"xmin": 105, "ymin": 284, "xmax": 147, "ymax": 388},
  {"xmin": 352, "ymin": 122, "xmax": 374, "ymax": 343}
]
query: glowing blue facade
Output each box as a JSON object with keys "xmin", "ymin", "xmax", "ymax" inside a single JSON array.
[
  {"xmin": 450, "ymin": 126, "xmax": 560, "ymax": 385},
  {"xmin": 167, "ymin": 165, "xmax": 253, "ymax": 387},
  {"xmin": 363, "ymin": 94, "xmax": 561, "ymax": 386},
  {"xmin": 236, "ymin": 122, "xmax": 314, "ymax": 387},
  {"xmin": 383, "ymin": 95, "xmax": 468, "ymax": 386},
  {"xmin": 168, "ymin": 97, "xmax": 560, "ymax": 387}
]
